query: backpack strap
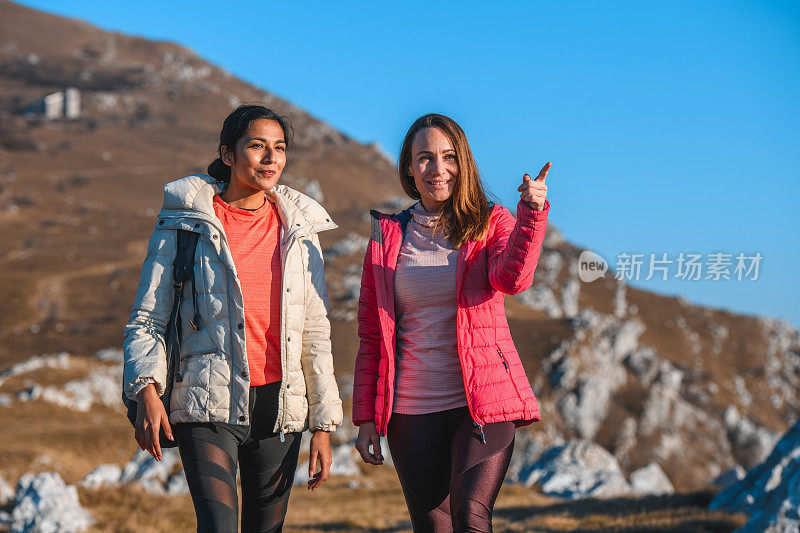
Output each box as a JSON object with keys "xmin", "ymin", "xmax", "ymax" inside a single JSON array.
[{"xmin": 168, "ymin": 229, "xmax": 200, "ymax": 384}]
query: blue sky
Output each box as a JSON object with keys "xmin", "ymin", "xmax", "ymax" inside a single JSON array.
[{"xmin": 17, "ymin": 0, "xmax": 800, "ymax": 326}]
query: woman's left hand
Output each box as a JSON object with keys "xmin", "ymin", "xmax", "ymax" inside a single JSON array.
[
  {"xmin": 308, "ymin": 430, "xmax": 332, "ymax": 491},
  {"xmin": 518, "ymin": 162, "xmax": 551, "ymax": 211}
]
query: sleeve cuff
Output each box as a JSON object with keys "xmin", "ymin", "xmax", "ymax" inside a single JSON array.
[
  {"xmin": 311, "ymin": 424, "xmax": 339, "ymax": 433},
  {"xmin": 517, "ymin": 198, "xmax": 550, "ymax": 223},
  {"xmin": 129, "ymin": 377, "xmax": 159, "ymax": 399}
]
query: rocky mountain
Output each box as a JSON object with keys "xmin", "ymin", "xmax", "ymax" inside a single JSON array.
[
  {"xmin": 710, "ymin": 418, "xmax": 800, "ymax": 532},
  {"xmin": 0, "ymin": 0, "xmax": 797, "ymax": 529}
]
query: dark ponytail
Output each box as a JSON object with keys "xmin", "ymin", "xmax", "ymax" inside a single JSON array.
[
  {"xmin": 207, "ymin": 157, "xmax": 230, "ymax": 181},
  {"xmin": 208, "ymin": 105, "xmax": 294, "ymax": 183}
]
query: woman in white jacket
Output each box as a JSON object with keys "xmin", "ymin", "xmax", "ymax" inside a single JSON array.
[{"xmin": 123, "ymin": 105, "xmax": 342, "ymax": 532}]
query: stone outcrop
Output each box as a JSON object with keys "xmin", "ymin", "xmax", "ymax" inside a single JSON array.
[
  {"xmin": 543, "ymin": 310, "xmax": 645, "ymax": 440},
  {"xmin": 10, "ymin": 472, "xmax": 93, "ymax": 532},
  {"xmin": 517, "ymin": 440, "xmax": 631, "ymax": 499},
  {"xmin": 629, "ymin": 463, "xmax": 674, "ymax": 495},
  {"xmin": 710, "ymin": 418, "xmax": 800, "ymax": 532}
]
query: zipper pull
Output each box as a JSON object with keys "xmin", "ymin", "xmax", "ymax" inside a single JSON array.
[
  {"xmin": 498, "ymin": 349, "xmax": 509, "ymax": 371},
  {"xmin": 279, "ymin": 430, "xmax": 285, "ymax": 443},
  {"xmin": 473, "ymin": 422, "xmax": 487, "ymax": 444}
]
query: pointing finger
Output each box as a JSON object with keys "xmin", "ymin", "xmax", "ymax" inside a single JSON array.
[{"xmin": 534, "ymin": 162, "xmax": 552, "ymax": 182}]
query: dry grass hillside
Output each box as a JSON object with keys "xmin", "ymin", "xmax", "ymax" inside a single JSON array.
[{"xmin": 0, "ymin": 1, "xmax": 795, "ymax": 530}]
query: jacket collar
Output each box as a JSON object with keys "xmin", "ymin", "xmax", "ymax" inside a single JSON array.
[
  {"xmin": 373, "ymin": 200, "xmax": 497, "ymax": 238},
  {"xmin": 158, "ymin": 174, "xmax": 337, "ymax": 235}
]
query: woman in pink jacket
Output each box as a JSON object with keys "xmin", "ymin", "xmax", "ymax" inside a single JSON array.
[{"xmin": 353, "ymin": 113, "xmax": 551, "ymax": 532}]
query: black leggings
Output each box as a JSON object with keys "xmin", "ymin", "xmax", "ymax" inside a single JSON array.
[
  {"xmin": 387, "ymin": 407, "xmax": 515, "ymax": 533},
  {"xmin": 174, "ymin": 382, "xmax": 301, "ymax": 533}
]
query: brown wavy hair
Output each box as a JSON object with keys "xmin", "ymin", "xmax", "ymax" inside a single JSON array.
[{"xmin": 398, "ymin": 113, "xmax": 491, "ymax": 247}]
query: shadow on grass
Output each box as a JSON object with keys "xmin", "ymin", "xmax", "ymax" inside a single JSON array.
[
  {"xmin": 495, "ymin": 489, "xmax": 746, "ymax": 533},
  {"xmin": 288, "ymin": 520, "xmax": 412, "ymax": 532}
]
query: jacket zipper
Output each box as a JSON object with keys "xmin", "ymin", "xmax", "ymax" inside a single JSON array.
[
  {"xmin": 498, "ymin": 348, "xmax": 525, "ymax": 404},
  {"xmin": 370, "ymin": 214, "xmax": 394, "ymax": 437},
  {"xmin": 275, "ymin": 224, "xmax": 319, "ymax": 438},
  {"xmin": 379, "ymin": 247, "xmax": 393, "ymax": 436},
  {"xmin": 277, "ymin": 226, "xmax": 292, "ymax": 437},
  {"xmin": 454, "ymin": 245, "xmax": 486, "ymax": 444}
]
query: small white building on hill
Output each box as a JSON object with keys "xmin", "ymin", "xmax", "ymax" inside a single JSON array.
[{"xmin": 27, "ymin": 88, "xmax": 81, "ymax": 119}]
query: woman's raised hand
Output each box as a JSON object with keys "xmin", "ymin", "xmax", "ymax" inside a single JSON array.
[
  {"xmin": 355, "ymin": 422, "xmax": 384, "ymax": 465},
  {"xmin": 134, "ymin": 383, "xmax": 173, "ymax": 461},
  {"xmin": 517, "ymin": 162, "xmax": 551, "ymax": 211}
]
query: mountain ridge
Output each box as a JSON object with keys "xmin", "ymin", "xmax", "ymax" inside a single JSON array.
[{"xmin": 0, "ymin": 0, "xmax": 797, "ymax": 516}]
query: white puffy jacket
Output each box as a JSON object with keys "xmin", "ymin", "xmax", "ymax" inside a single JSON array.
[{"xmin": 122, "ymin": 174, "xmax": 343, "ymax": 435}]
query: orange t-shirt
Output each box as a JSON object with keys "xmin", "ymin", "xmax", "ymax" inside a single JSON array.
[{"xmin": 213, "ymin": 194, "xmax": 282, "ymax": 385}]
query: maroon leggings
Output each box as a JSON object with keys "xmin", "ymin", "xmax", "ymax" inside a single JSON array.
[{"xmin": 387, "ymin": 407, "xmax": 515, "ymax": 533}]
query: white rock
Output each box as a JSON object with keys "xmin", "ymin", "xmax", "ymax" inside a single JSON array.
[
  {"xmin": 545, "ymin": 312, "xmax": 644, "ymax": 440},
  {"xmin": 0, "ymin": 394, "xmax": 10, "ymax": 407},
  {"xmin": 508, "ymin": 430, "xmax": 552, "ymax": 482},
  {"xmin": 624, "ymin": 346, "xmax": 660, "ymax": 385},
  {"xmin": 347, "ymin": 479, "xmax": 375, "ymax": 489},
  {"xmin": 724, "ymin": 406, "xmax": 780, "ymax": 470},
  {"xmin": 561, "ymin": 279, "xmax": 580, "ymax": 318},
  {"xmin": 80, "ymin": 464, "xmax": 122, "ymax": 489},
  {"xmin": 516, "ymin": 285, "xmax": 562, "ymax": 318},
  {"xmin": 294, "ymin": 444, "xmax": 361, "ymax": 486},
  {"xmin": 336, "ymin": 374, "xmax": 354, "ymax": 399},
  {"xmin": 712, "ymin": 466, "xmax": 745, "ymax": 489},
  {"xmin": 518, "ymin": 440, "xmax": 631, "ymax": 499},
  {"xmin": 324, "ymin": 233, "xmax": 368, "ymax": 258},
  {"xmin": 10, "ymin": 472, "xmax": 93, "ymax": 532},
  {"xmin": 733, "ymin": 376, "xmax": 753, "ymax": 408},
  {"xmin": 543, "ymin": 224, "xmax": 564, "ymax": 247},
  {"xmin": 331, "ymin": 415, "xmax": 358, "ymax": 446},
  {"xmin": 17, "ymin": 386, "xmax": 41, "ymax": 402},
  {"xmin": 370, "ymin": 196, "xmax": 411, "ymax": 215},
  {"xmin": 331, "ymin": 308, "xmax": 356, "ymax": 321},
  {"xmin": 541, "ymin": 251, "xmax": 564, "ymax": 285},
  {"xmin": 165, "ymin": 472, "xmax": 189, "ymax": 495},
  {"xmin": 333, "ymin": 274, "xmax": 361, "ymax": 305},
  {"xmin": 302, "ymin": 179, "xmax": 324, "ymax": 202},
  {"xmin": 120, "ymin": 448, "xmax": 181, "ymax": 485},
  {"xmin": 613, "ymin": 282, "xmax": 627, "ymax": 318},
  {"xmin": 94, "ymin": 348, "xmax": 122, "ymax": 362},
  {"xmin": 0, "ymin": 473, "xmax": 14, "ymax": 504},
  {"xmin": 629, "ymin": 463, "xmax": 674, "ymax": 495},
  {"xmin": 296, "ymin": 123, "xmax": 346, "ymax": 146},
  {"xmin": 0, "ymin": 353, "xmax": 70, "ymax": 388},
  {"xmin": 140, "ymin": 478, "xmax": 166, "ymax": 495},
  {"xmin": 613, "ymin": 417, "xmax": 639, "ymax": 460},
  {"xmin": 28, "ymin": 365, "xmax": 122, "ymax": 412},
  {"xmin": 638, "ymin": 361, "xmax": 685, "ymax": 437},
  {"xmin": 330, "ymin": 445, "xmax": 361, "ymax": 477},
  {"xmin": 710, "ymin": 418, "xmax": 800, "ymax": 532}
]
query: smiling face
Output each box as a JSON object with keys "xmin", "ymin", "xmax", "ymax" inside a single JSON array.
[
  {"xmin": 407, "ymin": 127, "xmax": 458, "ymax": 212},
  {"xmin": 221, "ymin": 119, "xmax": 286, "ymax": 193}
]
